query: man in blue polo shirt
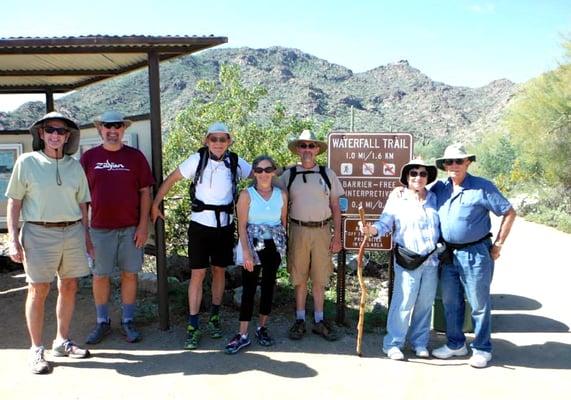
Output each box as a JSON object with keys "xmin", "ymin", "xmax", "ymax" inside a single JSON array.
[{"xmin": 431, "ymin": 144, "xmax": 516, "ymax": 368}]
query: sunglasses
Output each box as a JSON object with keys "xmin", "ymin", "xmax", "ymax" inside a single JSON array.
[
  {"xmin": 253, "ymin": 166, "xmax": 276, "ymax": 174},
  {"xmin": 443, "ymin": 159, "xmax": 466, "ymax": 166},
  {"xmin": 208, "ymin": 136, "xmax": 229, "ymax": 143},
  {"xmin": 102, "ymin": 122, "xmax": 124, "ymax": 129},
  {"xmin": 43, "ymin": 126, "xmax": 68, "ymax": 135},
  {"xmin": 298, "ymin": 142, "xmax": 317, "ymax": 149},
  {"xmin": 409, "ymin": 170, "xmax": 428, "ymax": 178}
]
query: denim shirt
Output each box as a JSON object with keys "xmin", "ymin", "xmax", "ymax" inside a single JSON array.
[
  {"xmin": 373, "ymin": 190, "xmax": 440, "ymax": 267},
  {"xmin": 246, "ymin": 223, "xmax": 287, "ymax": 265},
  {"xmin": 431, "ymin": 174, "xmax": 512, "ymax": 244}
]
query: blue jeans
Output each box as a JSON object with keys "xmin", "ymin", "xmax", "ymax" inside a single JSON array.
[
  {"xmin": 440, "ymin": 239, "xmax": 494, "ymax": 352},
  {"xmin": 383, "ymin": 262, "xmax": 438, "ymax": 350}
]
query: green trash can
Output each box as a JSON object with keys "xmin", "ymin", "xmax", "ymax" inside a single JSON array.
[{"xmin": 432, "ymin": 284, "xmax": 473, "ymax": 333}]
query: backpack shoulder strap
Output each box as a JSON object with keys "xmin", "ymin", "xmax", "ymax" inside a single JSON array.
[
  {"xmin": 318, "ymin": 165, "xmax": 332, "ymax": 191},
  {"xmin": 228, "ymin": 151, "xmax": 239, "ymax": 199},
  {"xmin": 195, "ymin": 147, "xmax": 209, "ymax": 182},
  {"xmin": 189, "ymin": 146, "xmax": 209, "ymax": 201},
  {"xmin": 286, "ymin": 166, "xmax": 298, "ymax": 192}
]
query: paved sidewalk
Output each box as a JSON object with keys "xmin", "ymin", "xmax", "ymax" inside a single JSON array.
[{"xmin": 1, "ymin": 217, "xmax": 570, "ymax": 400}]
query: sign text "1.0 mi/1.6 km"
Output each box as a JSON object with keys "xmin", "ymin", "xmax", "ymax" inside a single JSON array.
[{"xmin": 328, "ymin": 132, "xmax": 413, "ymax": 216}]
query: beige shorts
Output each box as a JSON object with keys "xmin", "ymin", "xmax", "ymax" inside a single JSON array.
[
  {"xmin": 287, "ymin": 223, "xmax": 333, "ymax": 287},
  {"xmin": 21, "ymin": 222, "xmax": 90, "ymax": 283}
]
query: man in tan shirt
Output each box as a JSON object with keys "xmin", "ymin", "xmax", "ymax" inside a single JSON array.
[{"xmin": 280, "ymin": 129, "xmax": 344, "ymax": 341}]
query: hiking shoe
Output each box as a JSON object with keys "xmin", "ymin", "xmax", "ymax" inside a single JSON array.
[
  {"xmin": 30, "ymin": 347, "xmax": 52, "ymax": 374},
  {"xmin": 383, "ymin": 346, "xmax": 405, "ymax": 361},
  {"xmin": 184, "ymin": 325, "xmax": 202, "ymax": 350},
  {"xmin": 432, "ymin": 344, "xmax": 468, "ymax": 359},
  {"xmin": 85, "ymin": 320, "xmax": 111, "ymax": 344},
  {"xmin": 225, "ymin": 334, "xmax": 251, "ymax": 354},
  {"xmin": 469, "ymin": 349, "xmax": 492, "ymax": 368},
  {"xmin": 121, "ymin": 321, "xmax": 142, "ymax": 343},
  {"xmin": 255, "ymin": 326, "xmax": 275, "ymax": 347},
  {"xmin": 414, "ymin": 347, "xmax": 430, "ymax": 358},
  {"xmin": 51, "ymin": 339, "xmax": 90, "ymax": 359},
  {"xmin": 288, "ymin": 319, "xmax": 306, "ymax": 340},
  {"xmin": 207, "ymin": 314, "xmax": 223, "ymax": 339},
  {"xmin": 312, "ymin": 320, "xmax": 338, "ymax": 341}
]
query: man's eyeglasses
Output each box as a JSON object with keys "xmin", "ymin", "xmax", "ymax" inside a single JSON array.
[
  {"xmin": 409, "ymin": 170, "xmax": 428, "ymax": 178},
  {"xmin": 208, "ymin": 136, "xmax": 229, "ymax": 143},
  {"xmin": 43, "ymin": 126, "xmax": 68, "ymax": 135},
  {"xmin": 443, "ymin": 159, "xmax": 466, "ymax": 166},
  {"xmin": 102, "ymin": 122, "xmax": 124, "ymax": 129},
  {"xmin": 298, "ymin": 142, "xmax": 317, "ymax": 149},
  {"xmin": 253, "ymin": 166, "xmax": 276, "ymax": 174}
]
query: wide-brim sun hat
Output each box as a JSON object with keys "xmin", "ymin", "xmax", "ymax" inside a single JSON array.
[
  {"xmin": 287, "ymin": 129, "xmax": 327, "ymax": 155},
  {"xmin": 206, "ymin": 122, "xmax": 231, "ymax": 137},
  {"xmin": 94, "ymin": 110, "xmax": 132, "ymax": 128},
  {"xmin": 30, "ymin": 111, "xmax": 80, "ymax": 155},
  {"xmin": 400, "ymin": 158, "xmax": 437, "ymax": 186},
  {"xmin": 436, "ymin": 143, "xmax": 476, "ymax": 170}
]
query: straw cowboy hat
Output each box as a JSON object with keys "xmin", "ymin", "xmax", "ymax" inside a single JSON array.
[
  {"xmin": 287, "ymin": 129, "xmax": 327, "ymax": 155},
  {"xmin": 30, "ymin": 111, "xmax": 80, "ymax": 155},
  {"xmin": 94, "ymin": 110, "xmax": 133, "ymax": 128},
  {"xmin": 400, "ymin": 158, "xmax": 437, "ymax": 186},
  {"xmin": 435, "ymin": 143, "xmax": 477, "ymax": 171}
]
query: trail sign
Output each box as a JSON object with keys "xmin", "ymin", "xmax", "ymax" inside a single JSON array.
[
  {"xmin": 343, "ymin": 218, "xmax": 392, "ymax": 251},
  {"xmin": 328, "ymin": 132, "xmax": 413, "ymax": 216}
]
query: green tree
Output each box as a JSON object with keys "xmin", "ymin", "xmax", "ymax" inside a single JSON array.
[
  {"xmin": 471, "ymin": 131, "xmax": 521, "ymax": 191},
  {"xmin": 505, "ymin": 39, "xmax": 571, "ymax": 188},
  {"xmin": 162, "ymin": 63, "xmax": 330, "ymax": 253}
]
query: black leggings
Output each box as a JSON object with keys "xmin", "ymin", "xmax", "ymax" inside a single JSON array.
[{"xmin": 239, "ymin": 240, "xmax": 281, "ymax": 321}]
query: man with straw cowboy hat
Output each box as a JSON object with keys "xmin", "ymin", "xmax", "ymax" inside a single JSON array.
[
  {"xmin": 430, "ymin": 143, "xmax": 516, "ymax": 368},
  {"xmin": 281, "ymin": 129, "xmax": 344, "ymax": 341},
  {"xmin": 81, "ymin": 111, "xmax": 154, "ymax": 345},
  {"xmin": 6, "ymin": 111, "xmax": 92, "ymax": 374}
]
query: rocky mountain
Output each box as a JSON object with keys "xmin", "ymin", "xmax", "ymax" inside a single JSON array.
[{"xmin": 0, "ymin": 47, "xmax": 518, "ymax": 142}]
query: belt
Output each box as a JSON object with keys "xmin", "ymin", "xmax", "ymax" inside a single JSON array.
[
  {"xmin": 28, "ymin": 219, "xmax": 81, "ymax": 228},
  {"xmin": 444, "ymin": 233, "xmax": 492, "ymax": 250},
  {"xmin": 290, "ymin": 217, "xmax": 331, "ymax": 228}
]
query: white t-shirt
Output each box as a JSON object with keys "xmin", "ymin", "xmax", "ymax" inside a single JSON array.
[{"xmin": 178, "ymin": 152, "xmax": 251, "ymax": 227}]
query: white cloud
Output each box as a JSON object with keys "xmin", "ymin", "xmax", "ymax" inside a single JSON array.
[{"xmin": 468, "ymin": 3, "xmax": 496, "ymax": 14}]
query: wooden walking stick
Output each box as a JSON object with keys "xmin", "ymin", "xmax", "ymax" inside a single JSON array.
[{"xmin": 356, "ymin": 206, "xmax": 370, "ymax": 356}]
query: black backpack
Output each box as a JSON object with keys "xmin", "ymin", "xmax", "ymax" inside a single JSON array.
[
  {"xmin": 188, "ymin": 146, "xmax": 239, "ymax": 227},
  {"xmin": 286, "ymin": 165, "xmax": 332, "ymax": 192}
]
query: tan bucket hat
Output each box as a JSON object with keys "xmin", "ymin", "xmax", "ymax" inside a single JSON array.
[{"xmin": 29, "ymin": 111, "xmax": 80, "ymax": 155}]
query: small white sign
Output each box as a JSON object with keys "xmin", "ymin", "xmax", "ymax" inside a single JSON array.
[
  {"xmin": 383, "ymin": 163, "xmax": 396, "ymax": 176},
  {"xmin": 340, "ymin": 163, "xmax": 353, "ymax": 175},
  {"xmin": 362, "ymin": 163, "xmax": 375, "ymax": 175}
]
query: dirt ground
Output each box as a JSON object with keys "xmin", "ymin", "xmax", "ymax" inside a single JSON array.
[{"xmin": 1, "ymin": 217, "xmax": 571, "ymax": 400}]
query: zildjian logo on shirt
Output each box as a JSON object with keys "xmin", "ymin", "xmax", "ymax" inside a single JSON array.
[{"xmin": 94, "ymin": 160, "xmax": 129, "ymax": 171}]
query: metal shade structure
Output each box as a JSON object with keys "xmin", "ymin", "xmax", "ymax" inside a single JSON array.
[{"xmin": 0, "ymin": 35, "xmax": 228, "ymax": 330}]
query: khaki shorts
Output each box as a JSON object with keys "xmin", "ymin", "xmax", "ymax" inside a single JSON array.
[
  {"xmin": 21, "ymin": 222, "xmax": 90, "ymax": 283},
  {"xmin": 287, "ymin": 223, "xmax": 333, "ymax": 287}
]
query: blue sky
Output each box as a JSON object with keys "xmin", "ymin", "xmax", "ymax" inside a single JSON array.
[{"xmin": 0, "ymin": 0, "xmax": 569, "ymax": 111}]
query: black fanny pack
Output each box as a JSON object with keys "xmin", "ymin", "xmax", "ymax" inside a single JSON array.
[{"xmin": 394, "ymin": 244, "xmax": 437, "ymax": 270}]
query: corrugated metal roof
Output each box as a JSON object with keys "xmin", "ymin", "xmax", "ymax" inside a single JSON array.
[{"xmin": 0, "ymin": 35, "xmax": 227, "ymax": 93}]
